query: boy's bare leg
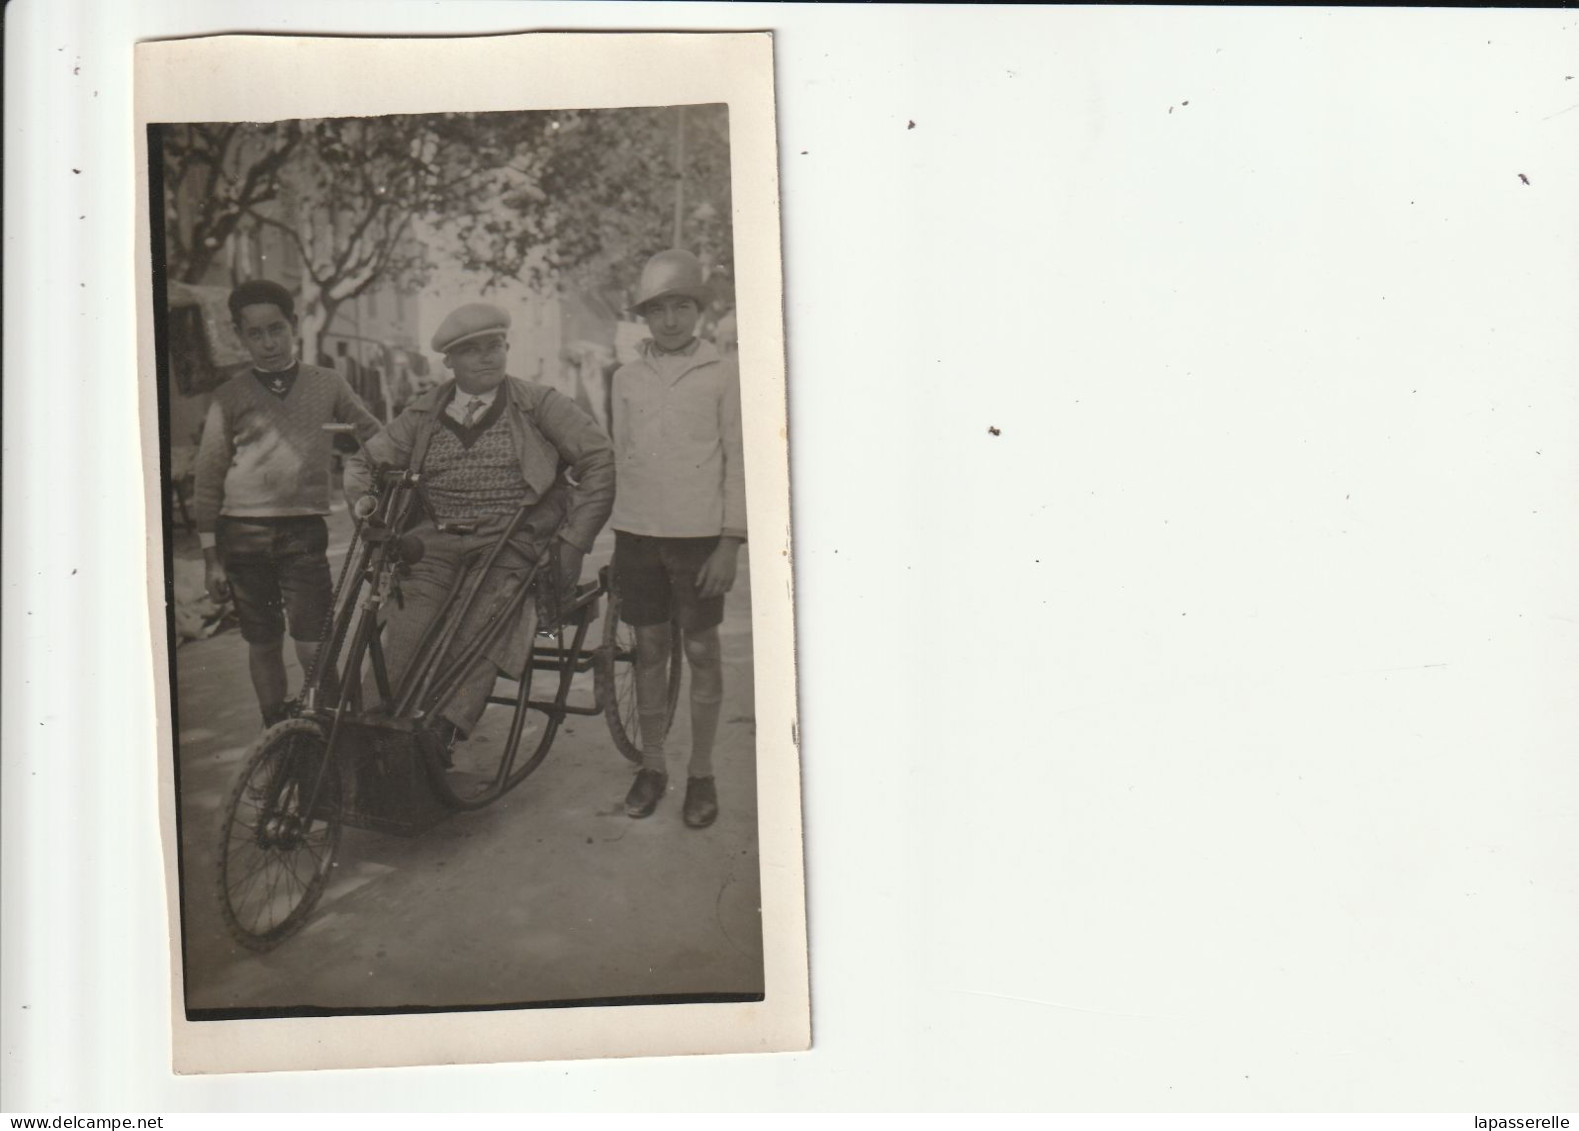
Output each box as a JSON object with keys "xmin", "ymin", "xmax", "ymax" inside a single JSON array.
[
  {"xmin": 634, "ymin": 622, "xmax": 674, "ymax": 775},
  {"xmin": 683, "ymin": 626, "xmax": 723, "ymax": 778},
  {"xmin": 293, "ymin": 638, "xmax": 320, "ymax": 672},
  {"xmin": 680, "ymin": 626, "xmax": 723, "ymax": 827},
  {"xmin": 293, "ymin": 637, "xmax": 341, "ymax": 704},
  {"xmin": 293, "ymin": 639, "xmax": 321, "ymax": 692},
  {"xmin": 250, "ymin": 639, "xmax": 334, "ymax": 724},
  {"xmin": 248, "ymin": 639, "xmax": 290, "ymax": 724}
]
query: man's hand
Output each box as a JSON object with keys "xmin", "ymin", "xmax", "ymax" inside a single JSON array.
[
  {"xmin": 203, "ymin": 556, "xmax": 231, "ymax": 603},
  {"xmin": 556, "ymin": 540, "xmax": 586, "ymax": 610},
  {"xmin": 696, "ymin": 536, "xmax": 743, "ymax": 599}
]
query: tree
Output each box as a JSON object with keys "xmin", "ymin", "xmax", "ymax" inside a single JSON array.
[
  {"xmin": 251, "ymin": 116, "xmax": 449, "ymax": 357},
  {"xmin": 453, "ymin": 104, "xmax": 735, "ymax": 296},
  {"xmin": 160, "ymin": 107, "xmax": 736, "ymax": 357},
  {"xmin": 160, "ymin": 122, "xmax": 302, "ymax": 284}
]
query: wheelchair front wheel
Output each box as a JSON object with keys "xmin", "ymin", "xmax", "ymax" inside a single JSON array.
[{"xmin": 216, "ymin": 718, "xmax": 343, "ymax": 952}]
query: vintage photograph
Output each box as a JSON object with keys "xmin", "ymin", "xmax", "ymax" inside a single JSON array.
[{"xmin": 136, "ymin": 32, "xmax": 805, "ymax": 1070}]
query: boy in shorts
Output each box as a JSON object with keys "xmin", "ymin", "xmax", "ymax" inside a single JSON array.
[
  {"xmin": 611, "ymin": 250, "xmax": 747, "ymax": 828},
  {"xmin": 193, "ymin": 279, "xmax": 382, "ymax": 728}
]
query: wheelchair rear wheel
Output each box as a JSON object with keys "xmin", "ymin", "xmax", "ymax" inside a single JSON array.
[
  {"xmin": 597, "ymin": 581, "xmax": 683, "ymax": 765},
  {"xmin": 216, "ymin": 718, "xmax": 343, "ymax": 952}
]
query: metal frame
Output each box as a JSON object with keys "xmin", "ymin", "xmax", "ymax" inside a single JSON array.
[
  {"xmin": 293, "ymin": 432, "xmax": 608, "ymax": 821},
  {"xmin": 216, "ymin": 425, "xmax": 639, "ymax": 950}
]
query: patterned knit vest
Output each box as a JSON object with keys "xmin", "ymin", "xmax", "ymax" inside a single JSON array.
[{"xmin": 423, "ymin": 409, "xmax": 528, "ymax": 522}]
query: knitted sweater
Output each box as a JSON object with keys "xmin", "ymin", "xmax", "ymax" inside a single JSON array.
[
  {"xmin": 423, "ymin": 406, "xmax": 530, "ymax": 522},
  {"xmin": 192, "ymin": 363, "xmax": 381, "ymax": 534}
]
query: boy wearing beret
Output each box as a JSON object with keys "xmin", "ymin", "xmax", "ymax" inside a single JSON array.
[
  {"xmin": 611, "ymin": 250, "xmax": 747, "ymax": 828},
  {"xmin": 194, "ymin": 279, "xmax": 383, "ymax": 728}
]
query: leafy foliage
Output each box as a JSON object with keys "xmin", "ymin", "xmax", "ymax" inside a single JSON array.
[
  {"xmin": 474, "ymin": 104, "xmax": 734, "ymax": 293},
  {"xmin": 160, "ymin": 105, "xmax": 733, "ymax": 328},
  {"xmin": 160, "ymin": 121, "xmax": 303, "ymax": 285}
]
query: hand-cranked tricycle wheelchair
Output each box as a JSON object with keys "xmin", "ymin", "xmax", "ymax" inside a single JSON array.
[{"xmin": 214, "ymin": 425, "xmax": 680, "ymax": 952}]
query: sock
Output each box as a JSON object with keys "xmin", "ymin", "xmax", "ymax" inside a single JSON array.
[
  {"xmin": 639, "ymin": 708, "xmax": 669, "ymax": 775},
  {"xmin": 688, "ymin": 691, "xmax": 722, "ymax": 779}
]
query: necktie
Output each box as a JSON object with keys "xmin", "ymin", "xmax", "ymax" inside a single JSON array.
[{"xmin": 461, "ymin": 397, "xmax": 484, "ymax": 426}]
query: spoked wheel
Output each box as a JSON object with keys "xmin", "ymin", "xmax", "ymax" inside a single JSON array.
[
  {"xmin": 216, "ymin": 718, "xmax": 343, "ymax": 952},
  {"xmin": 596, "ymin": 580, "xmax": 683, "ymax": 764},
  {"xmin": 420, "ymin": 648, "xmax": 560, "ymax": 811}
]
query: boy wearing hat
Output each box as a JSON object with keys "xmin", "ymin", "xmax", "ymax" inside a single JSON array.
[
  {"xmin": 194, "ymin": 279, "xmax": 382, "ymax": 729},
  {"xmin": 343, "ymin": 302, "xmax": 614, "ymax": 751},
  {"xmin": 612, "ymin": 250, "xmax": 747, "ymax": 828}
]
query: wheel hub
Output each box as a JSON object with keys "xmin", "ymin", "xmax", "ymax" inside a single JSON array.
[{"xmin": 258, "ymin": 810, "xmax": 305, "ymax": 849}]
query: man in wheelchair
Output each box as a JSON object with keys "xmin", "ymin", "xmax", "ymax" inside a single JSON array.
[{"xmin": 343, "ymin": 302, "xmax": 615, "ymax": 761}]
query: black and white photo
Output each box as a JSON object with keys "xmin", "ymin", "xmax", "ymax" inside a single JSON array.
[{"xmin": 135, "ymin": 31, "xmax": 806, "ymax": 1072}]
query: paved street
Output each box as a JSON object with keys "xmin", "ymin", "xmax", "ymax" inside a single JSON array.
[{"xmin": 171, "ymin": 506, "xmax": 764, "ymax": 1014}]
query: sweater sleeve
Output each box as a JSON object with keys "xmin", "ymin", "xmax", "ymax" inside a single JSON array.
[
  {"xmin": 191, "ymin": 395, "xmax": 234, "ymax": 535},
  {"xmin": 334, "ymin": 374, "xmax": 384, "ymax": 442},
  {"xmin": 532, "ymin": 387, "xmax": 616, "ymax": 553},
  {"xmin": 720, "ymin": 359, "xmax": 747, "ymax": 540}
]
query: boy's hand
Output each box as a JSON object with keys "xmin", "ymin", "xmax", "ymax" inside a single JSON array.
[
  {"xmin": 204, "ymin": 558, "xmax": 231, "ymax": 602},
  {"xmin": 696, "ymin": 537, "xmax": 743, "ymax": 599}
]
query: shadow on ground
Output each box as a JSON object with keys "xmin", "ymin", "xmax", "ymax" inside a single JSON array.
[{"xmin": 172, "ymin": 522, "xmax": 763, "ymax": 1014}]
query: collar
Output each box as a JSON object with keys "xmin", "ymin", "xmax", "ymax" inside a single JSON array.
[
  {"xmin": 645, "ymin": 336, "xmax": 702, "ymax": 359},
  {"xmin": 252, "ymin": 362, "xmax": 300, "ymax": 395},
  {"xmin": 439, "ymin": 383, "xmax": 508, "ymax": 440},
  {"xmin": 640, "ymin": 338, "xmax": 719, "ymax": 364},
  {"xmin": 444, "ymin": 384, "xmax": 499, "ymax": 421},
  {"xmin": 450, "ymin": 384, "xmax": 499, "ymax": 406},
  {"xmin": 409, "ymin": 376, "xmax": 523, "ymax": 415}
]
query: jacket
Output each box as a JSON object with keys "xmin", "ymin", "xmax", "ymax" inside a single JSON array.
[
  {"xmin": 610, "ymin": 339, "xmax": 747, "ymax": 540},
  {"xmin": 344, "ymin": 376, "xmax": 615, "ymax": 552}
]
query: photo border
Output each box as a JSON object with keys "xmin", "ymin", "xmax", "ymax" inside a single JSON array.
[{"xmin": 134, "ymin": 29, "xmax": 807, "ymax": 1074}]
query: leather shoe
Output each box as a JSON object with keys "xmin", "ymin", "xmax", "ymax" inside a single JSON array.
[
  {"xmin": 683, "ymin": 776, "xmax": 718, "ymax": 828},
  {"xmin": 624, "ymin": 768, "xmax": 668, "ymax": 818}
]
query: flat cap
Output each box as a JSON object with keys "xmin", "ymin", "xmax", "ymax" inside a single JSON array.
[{"xmin": 431, "ymin": 303, "xmax": 511, "ymax": 354}]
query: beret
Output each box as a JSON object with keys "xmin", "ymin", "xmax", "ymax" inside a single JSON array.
[{"xmin": 432, "ymin": 303, "xmax": 511, "ymax": 354}]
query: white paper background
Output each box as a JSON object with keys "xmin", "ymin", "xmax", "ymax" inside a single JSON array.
[{"xmin": 5, "ymin": 0, "xmax": 1578, "ymax": 1113}]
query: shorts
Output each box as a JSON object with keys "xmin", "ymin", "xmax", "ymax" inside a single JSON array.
[
  {"xmin": 217, "ymin": 515, "xmax": 333, "ymax": 644},
  {"xmin": 612, "ymin": 531, "xmax": 724, "ymax": 632}
]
